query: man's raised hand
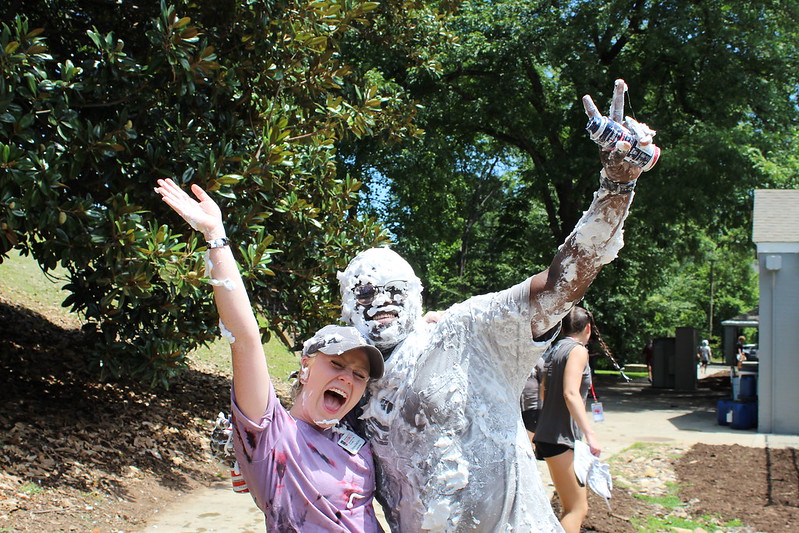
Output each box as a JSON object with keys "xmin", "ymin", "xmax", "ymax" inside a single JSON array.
[{"xmin": 582, "ymin": 79, "xmax": 659, "ymax": 183}]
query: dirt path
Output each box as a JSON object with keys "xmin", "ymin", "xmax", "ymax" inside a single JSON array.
[{"xmin": 139, "ymin": 480, "xmax": 264, "ymax": 532}]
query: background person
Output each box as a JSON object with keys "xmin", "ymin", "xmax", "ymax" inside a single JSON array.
[
  {"xmin": 521, "ymin": 356, "xmax": 548, "ymax": 444},
  {"xmin": 697, "ymin": 339, "xmax": 712, "ymax": 376},
  {"xmin": 534, "ymin": 307, "xmax": 601, "ymax": 533},
  {"xmin": 736, "ymin": 335, "xmax": 747, "ymax": 370},
  {"xmin": 155, "ymin": 178, "xmax": 385, "ymax": 532}
]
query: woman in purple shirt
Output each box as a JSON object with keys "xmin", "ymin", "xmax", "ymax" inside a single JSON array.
[{"xmin": 155, "ymin": 178, "xmax": 385, "ymax": 532}]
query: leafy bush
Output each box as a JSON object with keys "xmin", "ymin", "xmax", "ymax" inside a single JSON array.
[{"xmin": 0, "ymin": 1, "xmax": 427, "ymax": 386}]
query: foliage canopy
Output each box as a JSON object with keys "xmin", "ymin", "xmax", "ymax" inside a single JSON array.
[
  {"xmin": 3, "ymin": 0, "xmax": 798, "ymax": 384},
  {"xmin": 342, "ymin": 0, "xmax": 799, "ymax": 360},
  {"xmin": 0, "ymin": 0, "xmax": 436, "ymax": 386}
]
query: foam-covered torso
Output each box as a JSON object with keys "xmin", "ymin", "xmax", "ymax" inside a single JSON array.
[{"xmin": 360, "ymin": 280, "xmax": 563, "ymax": 532}]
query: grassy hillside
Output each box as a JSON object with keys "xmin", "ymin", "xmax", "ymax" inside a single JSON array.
[
  {"xmin": 0, "ymin": 250, "xmax": 308, "ymax": 531},
  {"xmin": 0, "ymin": 249, "xmax": 298, "ymax": 384},
  {"xmin": 0, "ymin": 249, "xmax": 77, "ymax": 324}
]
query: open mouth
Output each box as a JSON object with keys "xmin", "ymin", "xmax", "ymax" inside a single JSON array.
[{"xmin": 323, "ymin": 387, "xmax": 348, "ymax": 413}]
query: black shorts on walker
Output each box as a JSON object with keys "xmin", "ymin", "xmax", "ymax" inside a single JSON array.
[{"xmin": 534, "ymin": 441, "xmax": 571, "ymax": 460}]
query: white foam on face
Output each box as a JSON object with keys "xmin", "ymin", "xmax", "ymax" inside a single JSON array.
[
  {"xmin": 219, "ymin": 319, "xmax": 236, "ymax": 344},
  {"xmin": 338, "ymin": 248, "xmax": 423, "ymax": 351},
  {"xmin": 295, "ymin": 386, "xmax": 342, "ymax": 428},
  {"xmin": 300, "ymin": 387, "xmax": 315, "ymax": 403}
]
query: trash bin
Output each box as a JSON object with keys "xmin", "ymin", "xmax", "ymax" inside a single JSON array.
[{"xmin": 730, "ymin": 373, "xmax": 740, "ymax": 400}]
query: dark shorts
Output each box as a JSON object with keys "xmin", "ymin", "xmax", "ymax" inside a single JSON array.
[
  {"xmin": 534, "ymin": 441, "xmax": 571, "ymax": 460},
  {"xmin": 521, "ymin": 409, "xmax": 539, "ymax": 433}
]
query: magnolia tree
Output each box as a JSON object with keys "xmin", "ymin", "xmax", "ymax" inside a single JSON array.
[{"xmin": 0, "ymin": 0, "xmax": 438, "ymax": 386}]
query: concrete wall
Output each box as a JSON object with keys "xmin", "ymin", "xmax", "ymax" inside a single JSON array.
[{"xmin": 757, "ymin": 247, "xmax": 799, "ymax": 434}]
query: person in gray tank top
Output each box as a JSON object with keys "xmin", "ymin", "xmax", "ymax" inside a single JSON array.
[{"xmin": 534, "ymin": 307, "xmax": 602, "ymax": 533}]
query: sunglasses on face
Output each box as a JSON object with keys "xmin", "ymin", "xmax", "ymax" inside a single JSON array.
[{"xmin": 353, "ymin": 280, "xmax": 409, "ymax": 306}]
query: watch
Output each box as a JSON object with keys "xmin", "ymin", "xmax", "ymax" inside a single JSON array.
[
  {"xmin": 599, "ymin": 173, "xmax": 637, "ymax": 194},
  {"xmin": 206, "ymin": 237, "xmax": 231, "ymax": 249}
]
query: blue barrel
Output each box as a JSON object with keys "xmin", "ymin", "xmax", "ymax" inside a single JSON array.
[
  {"xmin": 731, "ymin": 375, "xmax": 740, "ymax": 399},
  {"xmin": 739, "ymin": 375, "xmax": 757, "ymax": 399},
  {"xmin": 717, "ymin": 399, "xmax": 734, "ymax": 425},
  {"xmin": 731, "ymin": 401, "xmax": 757, "ymax": 430}
]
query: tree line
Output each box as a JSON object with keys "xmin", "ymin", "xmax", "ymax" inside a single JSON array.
[
  {"xmin": 2, "ymin": 1, "xmax": 796, "ymax": 384},
  {"xmin": 342, "ymin": 0, "xmax": 798, "ymax": 362}
]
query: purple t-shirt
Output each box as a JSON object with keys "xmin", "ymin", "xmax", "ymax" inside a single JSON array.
[{"xmin": 231, "ymin": 383, "xmax": 382, "ymax": 532}]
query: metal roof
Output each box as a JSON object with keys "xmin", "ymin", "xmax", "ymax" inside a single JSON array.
[{"xmin": 721, "ymin": 307, "xmax": 759, "ymax": 327}]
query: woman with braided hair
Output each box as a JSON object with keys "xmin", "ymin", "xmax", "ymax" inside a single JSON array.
[{"xmin": 534, "ymin": 306, "xmax": 602, "ymax": 533}]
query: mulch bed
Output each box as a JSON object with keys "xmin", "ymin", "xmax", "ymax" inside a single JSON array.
[{"xmin": 0, "ymin": 297, "xmax": 229, "ymax": 531}]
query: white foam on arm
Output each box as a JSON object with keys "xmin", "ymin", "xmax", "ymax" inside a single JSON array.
[
  {"xmin": 219, "ymin": 319, "xmax": 236, "ymax": 344},
  {"xmin": 204, "ymin": 245, "xmax": 270, "ymax": 421},
  {"xmin": 204, "ymin": 250, "xmax": 236, "ymax": 291},
  {"xmin": 530, "ymin": 185, "xmax": 633, "ymax": 335}
]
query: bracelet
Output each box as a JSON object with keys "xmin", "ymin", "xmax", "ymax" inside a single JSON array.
[
  {"xmin": 599, "ymin": 172, "xmax": 637, "ymax": 194},
  {"xmin": 206, "ymin": 237, "xmax": 231, "ymax": 249}
]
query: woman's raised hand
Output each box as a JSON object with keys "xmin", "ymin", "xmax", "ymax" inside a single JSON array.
[{"xmin": 154, "ymin": 178, "xmax": 225, "ymax": 240}]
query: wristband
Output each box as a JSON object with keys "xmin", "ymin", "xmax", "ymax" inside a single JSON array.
[
  {"xmin": 206, "ymin": 237, "xmax": 231, "ymax": 249},
  {"xmin": 599, "ymin": 172, "xmax": 637, "ymax": 194}
]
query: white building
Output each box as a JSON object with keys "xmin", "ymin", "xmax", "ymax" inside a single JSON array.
[{"xmin": 752, "ymin": 189, "xmax": 799, "ymax": 434}]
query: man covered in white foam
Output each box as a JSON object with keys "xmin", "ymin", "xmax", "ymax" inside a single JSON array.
[{"xmin": 338, "ymin": 79, "xmax": 659, "ymax": 532}]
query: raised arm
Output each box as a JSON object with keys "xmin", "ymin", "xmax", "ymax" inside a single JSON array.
[
  {"xmin": 154, "ymin": 178, "xmax": 270, "ymax": 420},
  {"xmin": 528, "ymin": 79, "xmax": 658, "ymax": 335}
]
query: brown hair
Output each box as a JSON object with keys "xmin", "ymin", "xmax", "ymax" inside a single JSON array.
[
  {"xmin": 564, "ymin": 306, "xmax": 616, "ymax": 360},
  {"xmin": 562, "ymin": 306, "xmax": 592, "ymax": 336},
  {"xmin": 589, "ymin": 316, "xmax": 615, "ymax": 361}
]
